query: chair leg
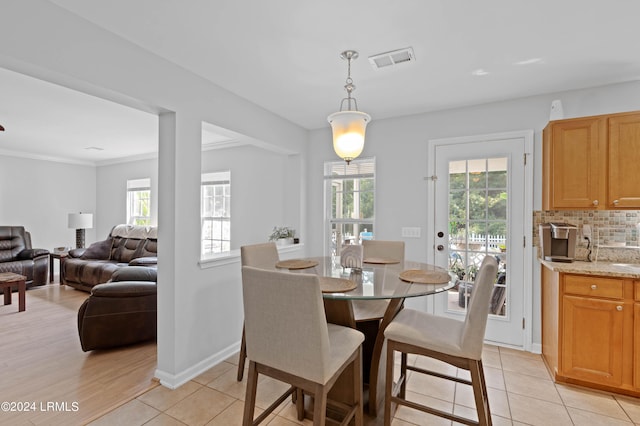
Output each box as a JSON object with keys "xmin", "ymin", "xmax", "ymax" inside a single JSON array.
[
  {"xmin": 384, "ymin": 341, "xmax": 395, "ymax": 426},
  {"xmin": 242, "ymin": 361, "xmax": 259, "ymax": 426},
  {"xmin": 296, "ymin": 388, "xmax": 304, "ymax": 421},
  {"xmin": 469, "ymin": 359, "xmax": 492, "ymax": 426},
  {"xmin": 312, "ymin": 384, "xmax": 327, "ymax": 426},
  {"xmin": 400, "ymin": 351, "xmax": 408, "ymax": 398},
  {"xmin": 354, "ymin": 347, "xmax": 363, "ymax": 426},
  {"xmin": 237, "ymin": 325, "xmax": 246, "ymax": 381}
]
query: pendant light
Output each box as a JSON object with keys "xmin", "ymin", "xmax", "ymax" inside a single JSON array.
[{"xmin": 327, "ymin": 50, "xmax": 371, "ymax": 164}]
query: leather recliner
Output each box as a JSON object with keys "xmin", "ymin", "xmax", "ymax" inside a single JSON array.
[
  {"xmin": 77, "ymin": 266, "xmax": 157, "ymax": 351},
  {"xmin": 0, "ymin": 226, "xmax": 49, "ymax": 288}
]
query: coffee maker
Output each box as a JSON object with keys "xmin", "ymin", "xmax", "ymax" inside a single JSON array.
[{"xmin": 539, "ymin": 222, "xmax": 578, "ymax": 262}]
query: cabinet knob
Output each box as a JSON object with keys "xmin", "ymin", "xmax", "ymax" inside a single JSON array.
[
  {"xmin": 593, "ymin": 200, "xmax": 599, "ymax": 206},
  {"xmin": 591, "ymin": 285, "xmax": 597, "ymax": 290},
  {"xmin": 617, "ymin": 305, "xmax": 623, "ymax": 311},
  {"xmin": 613, "ymin": 199, "xmax": 620, "ymax": 206}
]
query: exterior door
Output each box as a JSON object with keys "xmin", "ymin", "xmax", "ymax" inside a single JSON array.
[{"xmin": 427, "ymin": 131, "xmax": 533, "ymax": 348}]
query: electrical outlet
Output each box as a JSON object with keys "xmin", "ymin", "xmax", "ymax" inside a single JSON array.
[
  {"xmin": 401, "ymin": 227, "xmax": 421, "ymax": 238},
  {"xmin": 582, "ymin": 224, "xmax": 592, "ymax": 239}
]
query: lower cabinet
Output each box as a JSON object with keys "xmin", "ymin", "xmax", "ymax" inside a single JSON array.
[
  {"xmin": 542, "ymin": 269, "xmax": 637, "ymax": 395},
  {"xmin": 561, "ymin": 295, "xmax": 625, "ymax": 387}
]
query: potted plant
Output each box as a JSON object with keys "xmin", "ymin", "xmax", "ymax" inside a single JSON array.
[{"xmin": 269, "ymin": 226, "xmax": 296, "ymax": 246}]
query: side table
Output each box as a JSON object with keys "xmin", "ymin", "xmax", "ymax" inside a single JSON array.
[
  {"xmin": 50, "ymin": 250, "xmax": 69, "ymax": 283},
  {"xmin": 0, "ymin": 272, "xmax": 26, "ymax": 312}
]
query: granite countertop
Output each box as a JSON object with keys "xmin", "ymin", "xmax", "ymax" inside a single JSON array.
[{"xmin": 540, "ymin": 259, "xmax": 640, "ymax": 279}]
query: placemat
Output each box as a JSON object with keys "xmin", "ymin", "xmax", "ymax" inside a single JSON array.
[
  {"xmin": 363, "ymin": 257, "xmax": 400, "ymax": 264},
  {"xmin": 275, "ymin": 259, "xmax": 319, "ymax": 270},
  {"xmin": 399, "ymin": 269, "xmax": 451, "ymax": 284},
  {"xmin": 318, "ymin": 277, "xmax": 357, "ymax": 293}
]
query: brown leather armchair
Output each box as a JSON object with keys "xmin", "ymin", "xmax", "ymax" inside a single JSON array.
[
  {"xmin": 0, "ymin": 226, "xmax": 49, "ymax": 288},
  {"xmin": 77, "ymin": 266, "xmax": 157, "ymax": 351}
]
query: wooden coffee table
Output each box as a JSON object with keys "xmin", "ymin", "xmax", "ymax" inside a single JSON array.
[{"xmin": 0, "ymin": 272, "xmax": 26, "ymax": 312}]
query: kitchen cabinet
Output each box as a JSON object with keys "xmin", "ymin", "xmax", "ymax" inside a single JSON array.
[
  {"xmin": 542, "ymin": 268, "xmax": 637, "ymax": 396},
  {"xmin": 543, "ymin": 110, "xmax": 640, "ymax": 210}
]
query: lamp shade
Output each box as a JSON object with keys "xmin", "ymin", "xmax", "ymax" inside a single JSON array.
[
  {"xmin": 327, "ymin": 110, "xmax": 371, "ymax": 163},
  {"xmin": 68, "ymin": 213, "xmax": 93, "ymax": 229}
]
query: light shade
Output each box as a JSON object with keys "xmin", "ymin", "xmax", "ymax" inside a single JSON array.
[
  {"xmin": 328, "ymin": 110, "xmax": 371, "ymax": 164},
  {"xmin": 68, "ymin": 213, "xmax": 93, "ymax": 230}
]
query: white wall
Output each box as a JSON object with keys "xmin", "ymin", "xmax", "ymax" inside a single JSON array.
[
  {"xmin": 96, "ymin": 157, "xmax": 158, "ymax": 237},
  {"xmin": 0, "ymin": 1, "xmax": 308, "ymax": 388},
  {"xmin": 307, "ymin": 80, "xmax": 640, "ymax": 349},
  {"xmin": 0, "ymin": 154, "xmax": 96, "ymax": 251},
  {"xmin": 201, "ymin": 145, "xmax": 289, "ymax": 248}
]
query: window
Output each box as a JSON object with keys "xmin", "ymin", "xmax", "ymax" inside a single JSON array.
[
  {"xmin": 324, "ymin": 158, "xmax": 375, "ymax": 255},
  {"xmin": 126, "ymin": 178, "xmax": 151, "ymax": 226},
  {"xmin": 201, "ymin": 171, "xmax": 231, "ymax": 255}
]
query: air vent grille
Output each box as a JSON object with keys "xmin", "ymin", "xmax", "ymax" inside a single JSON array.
[{"xmin": 368, "ymin": 47, "xmax": 415, "ymax": 69}]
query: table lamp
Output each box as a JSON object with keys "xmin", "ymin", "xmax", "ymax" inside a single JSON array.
[{"xmin": 68, "ymin": 213, "xmax": 93, "ymax": 248}]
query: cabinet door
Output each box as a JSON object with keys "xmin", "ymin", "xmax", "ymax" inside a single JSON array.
[
  {"xmin": 609, "ymin": 113, "xmax": 640, "ymax": 208},
  {"xmin": 544, "ymin": 117, "xmax": 606, "ymax": 209},
  {"xmin": 635, "ymin": 303, "xmax": 640, "ymax": 390},
  {"xmin": 561, "ymin": 295, "xmax": 624, "ymax": 386}
]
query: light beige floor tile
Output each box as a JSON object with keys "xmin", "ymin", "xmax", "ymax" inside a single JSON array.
[
  {"xmin": 454, "ymin": 384, "xmax": 510, "ymax": 419},
  {"xmin": 498, "ymin": 346, "xmax": 542, "ymax": 360},
  {"xmin": 205, "ymin": 399, "xmax": 275, "ymax": 425},
  {"xmin": 556, "ymin": 384, "xmax": 630, "ymax": 421},
  {"xmin": 413, "ymin": 355, "xmax": 458, "ymax": 377},
  {"xmin": 508, "ymin": 393, "xmax": 572, "ymax": 426},
  {"xmin": 390, "ymin": 419, "xmax": 419, "ymax": 426},
  {"xmin": 484, "ymin": 365, "xmax": 506, "ymax": 391},
  {"xmin": 254, "ymin": 377, "xmax": 293, "ymax": 412},
  {"xmin": 206, "ymin": 366, "xmax": 256, "ymax": 400},
  {"xmin": 452, "ymin": 404, "xmax": 511, "ymax": 425},
  {"xmin": 164, "ymin": 387, "xmax": 235, "ymax": 426},
  {"xmin": 566, "ymin": 407, "xmax": 633, "ymax": 425},
  {"xmin": 274, "ymin": 399, "xmax": 313, "ymax": 425},
  {"xmin": 144, "ymin": 413, "xmax": 188, "ymax": 426},
  {"xmin": 192, "ymin": 361, "xmax": 235, "ymax": 385},
  {"xmin": 482, "ymin": 349, "xmax": 502, "ymax": 369},
  {"xmin": 405, "ymin": 370, "xmax": 456, "ymax": 402},
  {"xmin": 267, "ymin": 416, "xmax": 307, "ymax": 425},
  {"xmin": 503, "ymin": 370, "xmax": 562, "ymax": 403},
  {"xmin": 614, "ymin": 395, "xmax": 640, "ymax": 423},
  {"xmin": 500, "ymin": 352, "xmax": 551, "ymax": 379},
  {"xmin": 392, "ymin": 390, "xmax": 452, "ymax": 425},
  {"xmin": 87, "ymin": 399, "xmax": 160, "ymax": 426},
  {"xmin": 136, "ymin": 380, "xmax": 203, "ymax": 411}
]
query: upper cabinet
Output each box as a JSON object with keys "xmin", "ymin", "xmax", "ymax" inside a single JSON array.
[{"xmin": 543, "ymin": 111, "xmax": 640, "ymax": 210}]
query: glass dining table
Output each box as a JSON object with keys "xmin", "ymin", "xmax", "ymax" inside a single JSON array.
[{"xmin": 276, "ymin": 256, "xmax": 456, "ymax": 417}]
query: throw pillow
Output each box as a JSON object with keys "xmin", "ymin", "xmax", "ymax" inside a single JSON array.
[{"xmin": 80, "ymin": 238, "xmax": 113, "ymax": 260}]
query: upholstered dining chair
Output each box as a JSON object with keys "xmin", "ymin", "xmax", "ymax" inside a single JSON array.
[
  {"xmin": 237, "ymin": 242, "xmax": 280, "ymax": 381},
  {"xmin": 383, "ymin": 255, "xmax": 498, "ymax": 426},
  {"xmin": 352, "ymin": 240, "xmax": 405, "ymax": 322},
  {"xmin": 241, "ymin": 266, "xmax": 365, "ymax": 426}
]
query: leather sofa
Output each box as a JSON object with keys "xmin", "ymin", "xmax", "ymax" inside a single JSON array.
[
  {"xmin": 0, "ymin": 226, "xmax": 49, "ymax": 288},
  {"xmin": 62, "ymin": 224, "xmax": 157, "ymax": 292},
  {"xmin": 77, "ymin": 266, "xmax": 157, "ymax": 351}
]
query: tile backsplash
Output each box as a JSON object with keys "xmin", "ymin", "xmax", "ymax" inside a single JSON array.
[{"xmin": 534, "ymin": 210, "xmax": 640, "ymax": 263}]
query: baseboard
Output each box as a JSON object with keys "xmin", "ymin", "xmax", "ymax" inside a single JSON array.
[{"xmin": 154, "ymin": 341, "xmax": 240, "ymax": 389}]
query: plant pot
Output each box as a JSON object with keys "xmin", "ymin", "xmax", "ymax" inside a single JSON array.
[{"xmin": 276, "ymin": 238, "xmax": 294, "ymax": 246}]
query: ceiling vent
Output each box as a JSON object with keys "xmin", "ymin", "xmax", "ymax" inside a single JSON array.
[{"xmin": 368, "ymin": 47, "xmax": 415, "ymax": 69}]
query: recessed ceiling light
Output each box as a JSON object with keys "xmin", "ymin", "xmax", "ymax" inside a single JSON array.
[
  {"xmin": 471, "ymin": 69, "xmax": 489, "ymax": 76},
  {"xmin": 515, "ymin": 58, "xmax": 543, "ymax": 65},
  {"xmin": 84, "ymin": 146, "xmax": 104, "ymax": 151}
]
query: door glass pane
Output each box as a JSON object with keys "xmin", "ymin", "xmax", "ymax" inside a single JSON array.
[{"xmin": 447, "ymin": 157, "xmax": 507, "ymax": 317}]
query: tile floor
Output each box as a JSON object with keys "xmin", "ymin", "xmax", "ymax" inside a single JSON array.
[{"xmin": 89, "ymin": 346, "xmax": 640, "ymax": 425}]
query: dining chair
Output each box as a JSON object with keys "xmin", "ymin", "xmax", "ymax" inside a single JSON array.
[
  {"xmin": 237, "ymin": 242, "xmax": 280, "ymax": 381},
  {"xmin": 383, "ymin": 255, "xmax": 498, "ymax": 426},
  {"xmin": 241, "ymin": 266, "xmax": 365, "ymax": 426},
  {"xmin": 353, "ymin": 240, "xmax": 405, "ymax": 322}
]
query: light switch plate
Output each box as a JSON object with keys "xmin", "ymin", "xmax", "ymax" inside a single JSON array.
[{"xmin": 401, "ymin": 227, "xmax": 421, "ymax": 238}]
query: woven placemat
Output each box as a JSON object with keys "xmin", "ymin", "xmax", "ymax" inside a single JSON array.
[
  {"xmin": 363, "ymin": 257, "xmax": 400, "ymax": 264},
  {"xmin": 275, "ymin": 259, "xmax": 319, "ymax": 270},
  {"xmin": 318, "ymin": 277, "xmax": 357, "ymax": 293},
  {"xmin": 399, "ymin": 269, "xmax": 451, "ymax": 284}
]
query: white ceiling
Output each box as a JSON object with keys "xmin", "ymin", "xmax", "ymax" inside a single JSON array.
[{"xmin": 3, "ymin": 0, "xmax": 640, "ymax": 163}]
